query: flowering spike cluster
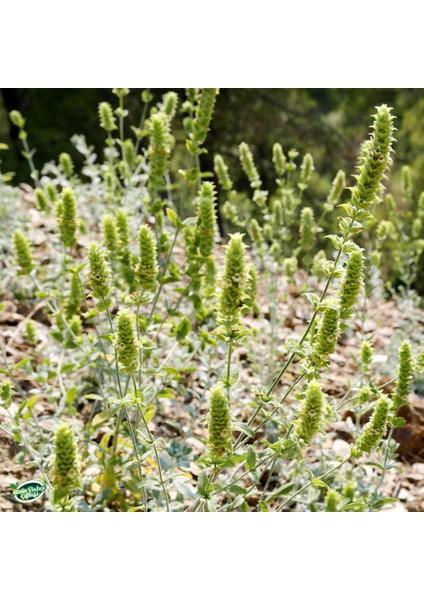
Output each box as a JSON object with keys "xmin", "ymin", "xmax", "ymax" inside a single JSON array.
[
  {"xmin": 402, "ymin": 165, "xmax": 413, "ymax": 201},
  {"xmin": 314, "ymin": 306, "xmax": 340, "ymax": 359},
  {"xmin": 351, "ymin": 395, "xmax": 391, "ymax": 457},
  {"xmin": 136, "ymin": 225, "xmax": 159, "ymax": 290},
  {"xmin": 13, "ymin": 230, "xmax": 35, "ymax": 275},
  {"xmin": 87, "ymin": 242, "xmax": 113, "ymax": 308},
  {"xmin": 98, "ymin": 101, "xmax": 117, "ymax": 132},
  {"xmin": 299, "ymin": 207, "xmax": 316, "ymax": 252},
  {"xmin": 326, "ymin": 170, "xmax": 346, "ymax": 208},
  {"xmin": 59, "ymin": 153, "xmax": 74, "ymax": 178},
  {"xmin": 357, "ymin": 386, "xmax": 372, "ymax": 406},
  {"xmin": 208, "ymin": 383, "xmax": 232, "ymax": 455},
  {"xmin": 272, "ymin": 143, "xmax": 286, "ymax": 177},
  {"xmin": 196, "ymin": 182, "xmax": 217, "ymax": 258},
  {"xmin": 116, "ymin": 209, "xmax": 130, "ymax": 252},
  {"xmin": 217, "ymin": 234, "xmax": 249, "ymax": 339},
  {"xmin": 239, "ymin": 142, "xmax": 261, "ymax": 189},
  {"xmin": 242, "ymin": 263, "xmax": 259, "ymax": 315},
  {"xmin": 58, "ymin": 188, "xmax": 77, "ymax": 248},
  {"xmin": 249, "ymin": 218, "xmax": 263, "ymax": 249},
  {"xmin": 148, "ymin": 112, "xmax": 171, "ymax": 190},
  {"xmin": 294, "ymin": 380, "xmax": 325, "ymax": 444},
  {"xmin": 192, "ymin": 88, "xmax": 219, "ymax": 144},
  {"xmin": 102, "ymin": 215, "xmax": 119, "ymax": 254},
  {"xmin": 351, "ymin": 105, "xmax": 395, "ymax": 208},
  {"xmin": 392, "ymin": 341, "xmax": 413, "ymax": 414},
  {"xmin": 272, "ymin": 200, "xmax": 283, "ymax": 228},
  {"xmin": 53, "ymin": 422, "xmax": 81, "ymax": 504},
  {"xmin": 67, "ymin": 272, "xmax": 83, "ymax": 317},
  {"xmin": 47, "ymin": 183, "xmax": 57, "ymax": 204},
  {"xmin": 339, "ymin": 250, "xmax": 364, "ymax": 321},
  {"xmin": 0, "ymin": 379, "xmax": 13, "ymax": 409},
  {"xmin": 114, "ymin": 310, "xmax": 139, "ymax": 374},
  {"xmin": 214, "ymin": 154, "xmax": 233, "ymax": 191}
]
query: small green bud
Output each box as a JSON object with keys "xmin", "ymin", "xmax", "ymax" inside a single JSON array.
[
  {"xmin": 116, "ymin": 209, "xmax": 130, "ymax": 252},
  {"xmin": 412, "ymin": 218, "xmax": 422, "ymax": 239},
  {"xmin": 0, "ymin": 379, "xmax": 13, "ymax": 409},
  {"xmin": 377, "ymin": 220, "xmax": 396, "ymax": 242},
  {"xmin": 294, "ymin": 380, "xmax": 325, "ymax": 444},
  {"xmin": 59, "ymin": 153, "xmax": 74, "ymax": 178},
  {"xmin": 10, "ymin": 110, "xmax": 25, "ymax": 129},
  {"xmin": 325, "ymin": 489, "xmax": 340, "ymax": 512},
  {"xmin": 98, "ymin": 101, "xmax": 117, "ymax": 132},
  {"xmin": 13, "ymin": 230, "xmax": 35, "ymax": 275},
  {"xmin": 24, "ymin": 320, "xmax": 38, "ymax": 344},
  {"xmin": 214, "ymin": 154, "xmax": 233, "ymax": 191},
  {"xmin": 135, "ymin": 225, "xmax": 159, "ymax": 290},
  {"xmin": 69, "ymin": 315, "xmax": 82, "ymax": 336},
  {"xmin": 311, "ymin": 250, "xmax": 327, "ymax": 279},
  {"xmin": 239, "ymin": 142, "xmax": 261, "ymax": 189},
  {"xmin": 46, "ymin": 183, "xmax": 58, "ymax": 204},
  {"xmin": 352, "ymin": 394, "xmax": 391, "ymax": 457},
  {"xmin": 339, "ymin": 250, "xmax": 364, "ymax": 322},
  {"xmin": 35, "ymin": 188, "xmax": 48, "ymax": 212},
  {"xmin": 253, "ymin": 189, "xmax": 268, "ymax": 207},
  {"xmin": 58, "ymin": 188, "xmax": 77, "ymax": 248},
  {"xmin": 114, "ymin": 310, "xmax": 139, "ymax": 374},
  {"xmin": 401, "ymin": 165, "xmax": 413, "ymax": 201},
  {"xmin": 53, "ymin": 422, "xmax": 81, "ymax": 504},
  {"xmin": 123, "ymin": 139, "xmax": 136, "ymax": 170},
  {"xmin": 283, "ymin": 256, "xmax": 298, "ymax": 279},
  {"xmin": 102, "ymin": 215, "xmax": 119, "ymax": 254},
  {"xmin": 357, "ymin": 385, "xmax": 372, "ymax": 406},
  {"xmin": 208, "ymin": 383, "xmax": 232, "ymax": 456},
  {"xmin": 162, "ymin": 91, "xmax": 179, "ymax": 120},
  {"xmin": 360, "ymin": 340, "xmax": 373, "ymax": 371},
  {"xmin": 249, "ymin": 219, "xmax": 264, "ymax": 249}
]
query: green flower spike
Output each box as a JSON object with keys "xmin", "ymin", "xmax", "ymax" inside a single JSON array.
[
  {"xmin": 58, "ymin": 188, "xmax": 77, "ymax": 248},
  {"xmin": 339, "ymin": 250, "xmax": 364, "ymax": 322},
  {"xmin": 59, "ymin": 153, "xmax": 74, "ymax": 178},
  {"xmin": 148, "ymin": 112, "xmax": 171, "ymax": 190},
  {"xmin": 392, "ymin": 341, "xmax": 413, "ymax": 415},
  {"xmin": 313, "ymin": 306, "xmax": 340, "ymax": 359},
  {"xmin": 299, "ymin": 207, "xmax": 316, "ymax": 252},
  {"xmin": 192, "ymin": 88, "xmax": 219, "ymax": 145},
  {"xmin": 67, "ymin": 272, "xmax": 83, "ymax": 317},
  {"xmin": 351, "ymin": 105, "xmax": 395, "ymax": 209},
  {"xmin": 351, "ymin": 394, "xmax": 391, "ymax": 457},
  {"xmin": 325, "ymin": 489, "xmax": 340, "ymax": 512},
  {"xmin": 216, "ymin": 233, "xmax": 249, "ymax": 340},
  {"xmin": 298, "ymin": 153, "xmax": 315, "ymax": 190},
  {"xmin": 239, "ymin": 142, "xmax": 261, "ymax": 189},
  {"xmin": 325, "ymin": 170, "xmax": 346, "ymax": 210},
  {"xmin": 13, "ymin": 230, "xmax": 35, "ymax": 275},
  {"xmin": 272, "ymin": 143, "xmax": 286, "ymax": 177},
  {"xmin": 102, "ymin": 214, "xmax": 119, "ymax": 255},
  {"xmin": 136, "ymin": 225, "xmax": 159, "ymax": 290},
  {"xmin": 53, "ymin": 422, "xmax": 81, "ymax": 504},
  {"xmin": 162, "ymin": 91, "xmax": 179, "ymax": 120},
  {"xmin": 10, "ymin": 110, "xmax": 25, "ymax": 129},
  {"xmin": 35, "ymin": 188, "xmax": 48, "ymax": 212},
  {"xmin": 196, "ymin": 182, "xmax": 217, "ymax": 258},
  {"xmin": 360, "ymin": 340, "xmax": 373, "ymax": 371},
  {"xmin": 208, "ymin": 383, "xmax": 232, "ymax": 456},
  {"xmin": 294, "ymin": 380, "xmax": 325, "ymax": 444},
  {"xmin": 98, "ymin": 101, "xmax": 117, "ymax": 132},
  {"xmin": 114, "ymin": 310, "xmax": 139, "ymax": 374},
  {"xmin": 214, "ymin": 154, "xmax": 233, "ymax": 191},
  {"xmin": 87, "ymin": 242, "xmax": 113, "ymax": 310}
]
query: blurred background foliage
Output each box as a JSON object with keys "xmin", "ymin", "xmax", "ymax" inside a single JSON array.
[{"xmin": 2, "ymin": 88, "xmax": 424, "ymax": 192}]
